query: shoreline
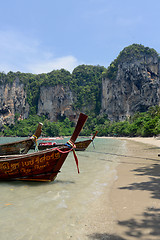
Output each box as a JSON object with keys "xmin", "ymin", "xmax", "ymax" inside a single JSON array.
[
  {"xmin": 96, "ymin": 136, "xmax": 160, "ymax": 147},
  {"xmin": 92, "ymin": 135, "xmax": 160, "ymax": 150},
  {"xmin": 81, "ymin": 137, "xmax": 160, "ymax": 239},
  {"xmin": 103, "ymin": 137, "xmax": 160, "ymax": 147}
]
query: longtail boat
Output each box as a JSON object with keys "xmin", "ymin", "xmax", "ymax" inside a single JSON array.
[
  {"xmin": 0, "ymin": 113, "xmax": 88, "ymax": 182},
  {"xmin": 32, "ymin": 131, "xmax": 98, "ymax": 151},
  {"xmin": 74, "ymin": 131, "xmax": 98, "ymax": 151},
  {"xmin": 0, "ymin": 122, "xmax": 43, "ymax": 155}
]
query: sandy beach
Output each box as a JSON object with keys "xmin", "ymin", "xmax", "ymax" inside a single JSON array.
[{"xmin": 80, "ymin": 137, "xmax": 160, "ymax": 240}]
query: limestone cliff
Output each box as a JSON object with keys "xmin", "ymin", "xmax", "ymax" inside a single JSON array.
[
  {"xmin": 37, "ymin": 85, "xmax": 77, "ymax": 122},
  {"xmin": 0, "ymin": 78, "xmax": 29, "ymax": 127},
  {"xmin": 1, "ymin": 44, "xmax": 160, "ymax": 127},
  {"xmin": 0, "ymin": 77, "xmax": 78, "ymax": 128},
  {"xmin": 101, "ymin": 45, "xmax": 160, "ymax": 121}
]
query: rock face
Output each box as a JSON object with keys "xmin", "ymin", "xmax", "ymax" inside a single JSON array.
[
  {"xmin": 0, "ymin": 78, "xmax": 29, "ymax": 127},
  {"xmin": 37, "ymin": 85, "xmax": 77, "ymax": 122},
  {"xmin": 101, "ymin": 54, "xmax": 160, "ymax": 121},
  {"xmin": 0, "ymin": 80, "xmax": 78, "ymax": 128},
  {"xmin": 1, "ymin": 45, "xmax": 160, "ymax": 127}
]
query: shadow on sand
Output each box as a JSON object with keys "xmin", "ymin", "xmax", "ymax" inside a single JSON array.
[{"xmin": 88, "ymin": 160, "xmax": 160, "ymax": 239}]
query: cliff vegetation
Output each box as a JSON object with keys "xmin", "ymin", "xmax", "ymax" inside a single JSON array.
[
  {"xmin": 102, "ymin": 43, "xmax": 159, "ymax": 80},
  {"xmin": 2, "ymin": 105, "xmax": 160, "ymax": 137},
  {"xmin": 1, "ymin": 43, "xmax": 160, "ymax": 137}
]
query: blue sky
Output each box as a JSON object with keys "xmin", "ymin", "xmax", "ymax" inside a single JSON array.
[{"xmin": 0, "ymin": 0, "xmax": 159, "ymax": 74}]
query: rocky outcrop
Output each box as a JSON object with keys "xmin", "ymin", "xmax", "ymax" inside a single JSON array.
[
  {"xmin": 101, "ymin": 51, "xmax": 160, "ymax": 121},
  {"xmin": 0, "ymin": 79, "xmax": 78, "ymax": 128},
  {"xmin": 1, "ymin": 44, "xmax": 160, "ymax": 127},
  {"xmin": 0, "ymin": 78, "xmax": 29, "ymax": 127},
  {"xmin": 37, "ymin": 85, "xmax": 77, "ymax": 122}
]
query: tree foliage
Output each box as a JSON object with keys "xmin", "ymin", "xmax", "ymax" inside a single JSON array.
[
  {"xmin": 81, "ymin": 106, "xmax": 160, "ymax": 137},
  {"xmin": 71, "ymin": 64, "xmax": 105, "ymax": 114},
  {"xmin": 102, "ymin": 43, "xmax": 159, "ymax": 80},
  {"xmin": 1, "ymin": 44, "xmax": 160, "ymax": 137}
]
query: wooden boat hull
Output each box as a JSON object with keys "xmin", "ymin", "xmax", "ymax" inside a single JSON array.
[
  {"xmin": 0, "ymin": 122, "xmax": 43, "ymax": 155},
  {"xmin": 75, "ymin": 139, "xmax": 92, "ymax": 151},
  {"xmin": 34, "ymin": 131, "xmax": 98, "ymax": 151},
  {"xmin": 0, "ymin": 113, "xmax": 88, "ymax": 182},
  {"xmin": 32, "ymin": 139, "xmax": 93, "ymax": 151},
  {"xmin": 0, "ymin": 147, "xmax": 69, "ymax": 181},
  {"xmin": 0, "ymin": 139, "xmax": 36, "ymax": 155},
  {"xmin": 75, "ymin": 131, "xmax": 98, "ymax": 150}
]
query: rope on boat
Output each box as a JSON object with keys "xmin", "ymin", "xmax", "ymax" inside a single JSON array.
[
  {"xmin": 31, "ymin": 135, "xmax": 39, "ymax": 152},
  {"xmin": 66, "ymin": 140, "xmax": 80, "ymax": 173},
  {"xmin": 53, "ymin": 140, "xmax": 80, "ymax": 174},
  {"xmin": 92, "ymin": 140, "xmax": 95, "ymax": 149}
]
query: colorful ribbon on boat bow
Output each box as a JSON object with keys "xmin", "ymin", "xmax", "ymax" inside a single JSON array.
[
  {"xmin": 67, "ymin": 140, "xmax": 80, "ymax": 174},
  {"xmin": 72, "ymin": 147, "xmax": 80, "ymax": 174},
  {"xmin": 31, "ymin": 134, "xmax": 39, "ymax": 151},
  {"xmin": 58, "ymin": 140, "xmax": 80, "ymax": 174}
]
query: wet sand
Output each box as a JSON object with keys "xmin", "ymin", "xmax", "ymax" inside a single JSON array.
[{"xmin": 80, "ymin": 137, "xmax": 160, "ymax": 240}]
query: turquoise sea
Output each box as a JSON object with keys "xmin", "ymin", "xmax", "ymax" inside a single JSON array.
[{"xmin": 0, "ymin": 137, "xmax": 126, "ymax": 240}]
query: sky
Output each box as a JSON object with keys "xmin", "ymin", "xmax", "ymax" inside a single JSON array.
[{"xmin": 0, "ymin": 0, "xmax": 160, "ymax": 74}]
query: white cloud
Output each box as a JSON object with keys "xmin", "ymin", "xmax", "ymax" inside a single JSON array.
[
  {"xmin": 27, "ymin": 56, "xmax": 79, "ymax": 74},
  {"xmin": 0, "ymin": 30, "xmax": 79, "ymax": 74}
]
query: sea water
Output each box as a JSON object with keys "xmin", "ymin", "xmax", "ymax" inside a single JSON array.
[{"xmin": 0, "ymin": 137, "xmax": 125, "ymax": 240}]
